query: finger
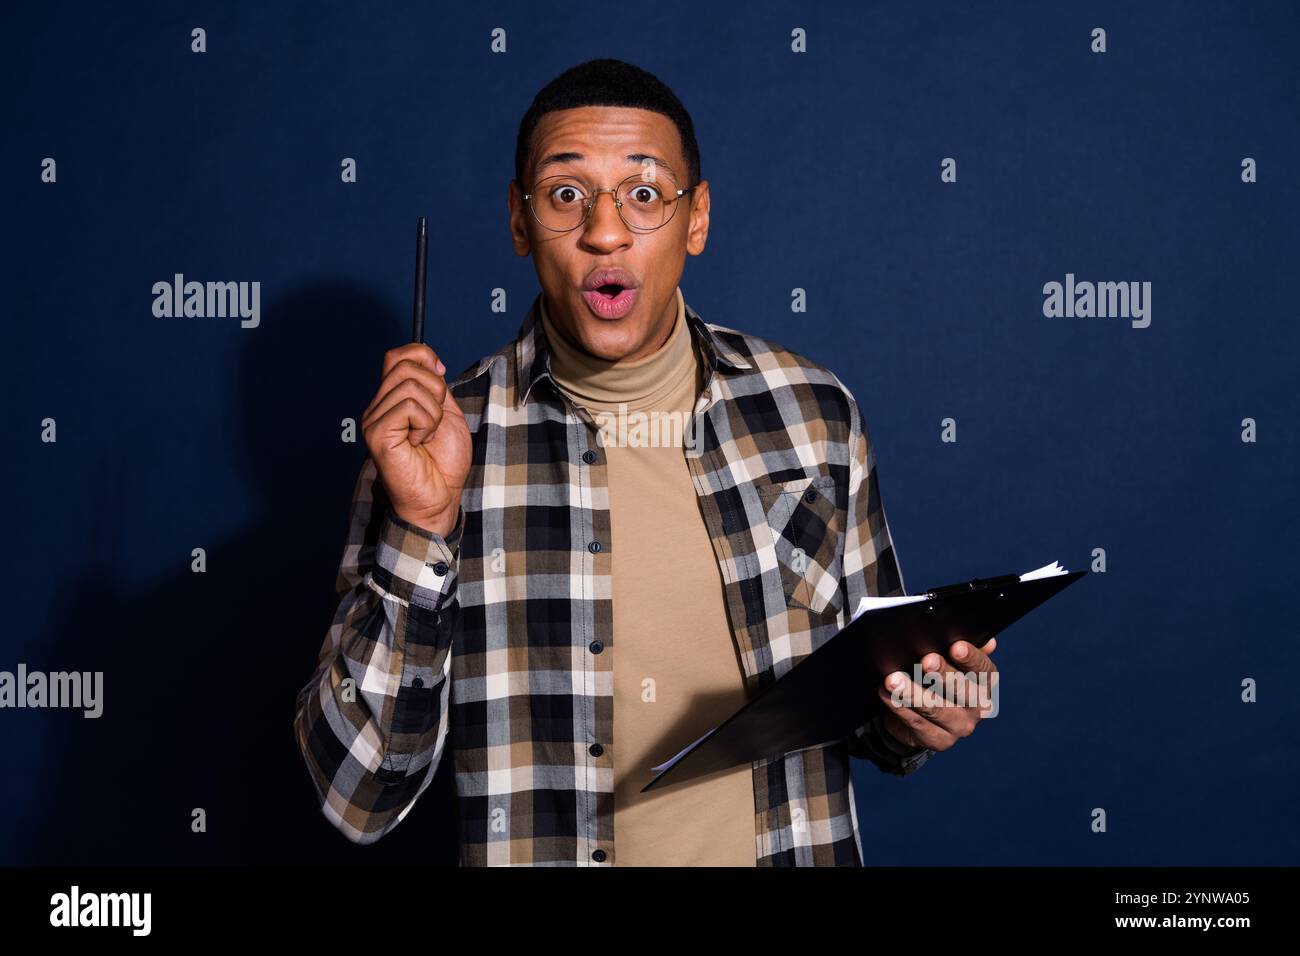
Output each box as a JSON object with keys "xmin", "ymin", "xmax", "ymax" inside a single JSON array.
[
  {"xmin": 369, "ymin": 396, "xmax": 437, "ymax": 453},
  {"xmin": 884, "ymin": 664, "xmax": 978, "ymax": 739},
  {"xmin": 915, "ymin": 651, "xmax": 977, "ymax": 707},
  {"xmin": 919, "ymin": 633, "xmax": 996, "ymax": 674},
  {"xmin": 939, "ymin": 637, "xmax": 999, "ymax": 728},
  {"xmin": 364, "ymin": 372, "xmax": 444, "ymax": 429},
  {"xmin": 382, "ymin": 343, "xmax": 445, "ymax": 379},
  {"xmin": 878, "ymin": 672, "xmax": 958, "ymax": 750},
  {"xmin": 364, "ymin": 366, "xmax": 446, "ymax": 424},
  {"xmin": 923, "ymin": 654, "xmax": 998, "ymax": 721},
  {"xmin": 364, "ymin": 360, "xmax": 448, "ymax": 419},
  {"xmin": 877, "ymin": 682, "xmax": 957, "ymax": 750},
  {"xmin": 364, "ymin": 382, "xmax": 444, "ymax": 446},
  {"xmin": 948, "ymin": 636, "xmax": 998, "ymax": 676}
]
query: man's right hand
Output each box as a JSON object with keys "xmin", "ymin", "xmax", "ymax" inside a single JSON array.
[{"xmin": 362, "ymin": 344, "xmax": 471, "ymax": 539}]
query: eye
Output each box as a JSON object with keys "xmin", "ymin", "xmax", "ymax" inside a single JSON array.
[
  {"xmin": 626, "ymin": 183, "xmax": 662, "ymax": 205},
  {"xmin": 548, "ymin": 182, "xmax": 586, "ymax": 205}
]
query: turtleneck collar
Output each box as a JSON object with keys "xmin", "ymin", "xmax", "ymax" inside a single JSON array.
[{"xmin": 539, "ymin": 285, "xmax": 697, "ymax": 412}]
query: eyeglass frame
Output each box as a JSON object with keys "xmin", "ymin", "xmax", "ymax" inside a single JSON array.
[{"xmin": 520, "ymin": 171, "xmax": 698, "ymax": 234}]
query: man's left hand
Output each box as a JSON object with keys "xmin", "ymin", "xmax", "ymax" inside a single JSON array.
[{"xmin": 877, "ymin": 636, "xmax": 999, "ymax": 752}]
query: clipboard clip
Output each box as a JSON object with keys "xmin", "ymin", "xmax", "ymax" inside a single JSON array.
[{"xmin": 925, "ymin": 573, "xmax": 1022, "ymax": 600}]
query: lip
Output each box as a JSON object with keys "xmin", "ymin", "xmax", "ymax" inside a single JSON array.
[
  {"xmin": 580, "ymin": 265, "xmax": 640, "ymax": 319},
  {"xmin": 582, "ymin": 266, "xmax": 639, "ymax": 292},
  {"xmin": 581, "ymin": 286, "xmax": 639, "ymax": 320}
]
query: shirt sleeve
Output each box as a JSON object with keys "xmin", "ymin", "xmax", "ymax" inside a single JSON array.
[
  {"xmin": 292, "ymin": 456, "xmax": 463, "ymax": 843},
  {"xmin": 835, "ymin": 386, "xmax": 936, "ymax": 776}
]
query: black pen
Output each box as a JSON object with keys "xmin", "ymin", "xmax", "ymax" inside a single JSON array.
[{"xmin": 411, "ymin": 216, "xmax": 428, "ymax": 344}]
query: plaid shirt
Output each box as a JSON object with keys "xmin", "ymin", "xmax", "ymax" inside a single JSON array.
[{"xmin": 293, "ymin": 290, "xmax": 934, "ymax": 866}]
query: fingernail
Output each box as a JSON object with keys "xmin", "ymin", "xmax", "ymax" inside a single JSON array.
[
  {"xmin": 953, "ymin": 643, "xmax": 967, "ymax": 660},
  {"xmin": 436, "ymin": 360, "xmax": 445, "ymax": 374},
  {"xmin": 886, "ymin": 673, "xmax": 903, "ymax": 690}
]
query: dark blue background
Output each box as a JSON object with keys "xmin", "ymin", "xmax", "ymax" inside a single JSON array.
[{"xmin": 4, "ymin": 0, "xmax": 1297, "ymax": 865}]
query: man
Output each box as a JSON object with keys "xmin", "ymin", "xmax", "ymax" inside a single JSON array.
[{"xmin": 293, "ymin": 58, "xmax": 996, "ymax": 866}]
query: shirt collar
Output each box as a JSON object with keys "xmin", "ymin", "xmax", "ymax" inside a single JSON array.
[{"xmin": 515, "ymin": 288, "xmax": 752, "ymax": 407}]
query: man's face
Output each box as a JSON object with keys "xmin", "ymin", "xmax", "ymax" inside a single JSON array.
[{"xmin": 509, "ymin": 106, "xmax": 710, "ymax": 363}]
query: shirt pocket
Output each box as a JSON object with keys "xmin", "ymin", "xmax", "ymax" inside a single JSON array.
[{"xmin": 756, "ymin": 474, "xmax": 844, "ymax": 618}]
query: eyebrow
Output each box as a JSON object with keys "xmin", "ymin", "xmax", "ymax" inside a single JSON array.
[{"xmin": 534, "ymin": 152, "xmax": 678, "ymax": 179}]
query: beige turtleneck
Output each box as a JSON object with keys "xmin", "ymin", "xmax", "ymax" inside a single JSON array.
[{"xmin": 540, "ymin": 286, "xmax": 756, "ymax": 866}]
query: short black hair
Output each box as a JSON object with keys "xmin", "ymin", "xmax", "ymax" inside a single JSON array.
[{"xmin": 514, "ymin": 58, "xmax": 701, "ymax": 190}]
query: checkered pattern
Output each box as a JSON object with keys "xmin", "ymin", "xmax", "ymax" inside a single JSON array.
[{"xmin": 293, "ymin": 291, "xmax": 934, "ymax": 866}]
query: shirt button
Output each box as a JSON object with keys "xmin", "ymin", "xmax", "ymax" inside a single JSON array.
[
  {"xmin": 804, "ymin": 490, "xmax": 817, "ymax": 504},
  {"xmin": 587, "ymin": 540, "xmax": 602, "ymax": 554},
  {"xmin": 589, "ymin": 640, "xmax": 603, "ymax": 654},
  {"xmin": 592, "ymin": 849, "xmax": 607, "ymax": 863},
  {"xmin": 411, "ymin": 676, "xmax": 424, "ymax": 688},
  {"xmin": 431, "ymin": 561, "xmax": 449, "ymax": 576},
  {"xmin": 582, "ymin": 449, "xmax": 597, "ymax": 464},
  {"xmin": 589, "ymin": 743, "xmax": 603, "ymax": 757}
]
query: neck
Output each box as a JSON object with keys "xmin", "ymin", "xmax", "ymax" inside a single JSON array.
[{"xmin": 539, "ymin": 287, "xmax": 698, "ymax": 411}]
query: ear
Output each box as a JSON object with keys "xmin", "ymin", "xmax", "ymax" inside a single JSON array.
[
  {"xmin": 685, "ymin": 179, "xmax": 710, "ymax": 257},
  {"xmin": 508, "ymin": 178, "xmax": 532, "ymax": 257}
]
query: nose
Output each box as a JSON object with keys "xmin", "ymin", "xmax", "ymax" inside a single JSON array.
[{"xmin": 581, "ymin": 188, "xmax": 631, "ymax": 248}]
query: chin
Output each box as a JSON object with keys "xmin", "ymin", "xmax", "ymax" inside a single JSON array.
[{"xmin": 576, "ymin": 319, "xmax": 645, "ymax": 361}]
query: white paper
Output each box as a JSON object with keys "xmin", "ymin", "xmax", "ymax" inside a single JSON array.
[
  {"xmin": 1018, "ymin": 560, "xmax": 1068, "ymax": 582},
  {"xmin": 851, "ymin": 593, "xmax": 927, "ymax": 621}
]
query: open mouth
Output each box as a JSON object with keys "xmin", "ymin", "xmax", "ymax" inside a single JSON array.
[{"xmin": 580, "ymin": 282, "xmax": 639, "ymax": 319}]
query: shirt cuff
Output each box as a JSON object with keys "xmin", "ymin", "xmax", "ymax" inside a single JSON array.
[
  {"xmin": 850, "ymin": 713, "xmax": 934, "ymax": 775},
  {"xmin": 370, "ymin": 505, "xmax": 463, "ymax": 609}
]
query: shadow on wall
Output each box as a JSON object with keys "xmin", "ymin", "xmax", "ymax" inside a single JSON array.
[{"xmin": 21, "ymin": 281, "xmax": 459, "ymax": 865}]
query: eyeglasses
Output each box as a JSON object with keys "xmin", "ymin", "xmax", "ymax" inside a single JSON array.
[{"xmin": 523, "ymin": 171, "xmax": 697, "ymax": 234}]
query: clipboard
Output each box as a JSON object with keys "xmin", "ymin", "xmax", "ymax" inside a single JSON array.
[{"xmin": 640, "ymin": 562, "xmax": 1086, "ymax": 792}]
